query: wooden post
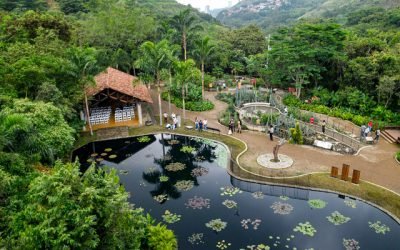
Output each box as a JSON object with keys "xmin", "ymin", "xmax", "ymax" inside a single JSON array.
[
  {"xmin": 330, "ymin": 166, "xmax": 338, "ymax": 178},
  {"xmin": 341, "ymin": 164, "xmax": 350, "ymax": 181},
  {"xmin": 352, "ymin": 170, "xmax": 361, "ymax": 184}
]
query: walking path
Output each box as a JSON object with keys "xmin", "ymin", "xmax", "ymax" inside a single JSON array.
[{"xmin": 150, "ymin": 90, "xmax": 400, "ymax": 193}]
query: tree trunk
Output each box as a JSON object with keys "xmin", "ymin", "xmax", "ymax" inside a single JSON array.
[
  {"xmin": 157, "ymin": 73, "xmax": 162, "ymax": 126},
  {"xmin": 84, "ymin": 93, "xmax": 93, "ymax": 136},
  {"xmin": 201, "ymin": 62, "xmax": 205, "ymax": 100},
  {"xmin": 183, "ymin": 32, "xmax": 187, "ymax": 61},
  {"xmin": 182, "ymin": 86, "xmax": 186, "ymax": 123},
  {"xmin": 168, "ymin": 69, "xmax": 172, "ymax": 115}
]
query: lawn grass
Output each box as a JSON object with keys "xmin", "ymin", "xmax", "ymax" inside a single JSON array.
[{"xmin": 73, "ymin": 124, "xmax": 400, "ymax": 220}]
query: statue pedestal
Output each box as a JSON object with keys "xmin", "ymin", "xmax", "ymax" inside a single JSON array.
[{"xmin": 256, "ymin": 154, "xmax": 293, "ymax": 169}]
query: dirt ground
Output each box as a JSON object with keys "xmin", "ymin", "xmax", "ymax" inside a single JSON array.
[{"xmin": 150, "ymin": 90, "xmax": 400, "ymax": 194}]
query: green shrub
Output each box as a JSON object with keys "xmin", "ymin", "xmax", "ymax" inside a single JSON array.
[
  {"xmin": 146, "ymin": 223, "xmax": 177, "ymax": 250},
  {"xmin": 396, "ymin": 151, "xmax": 400, "ymax": 162},
  {"xmin": 161, "ymin": 92, "xmax": 214, "ymax": 111},
  {"xmin": 289, "ymin": 122, "xmax": 303, "ymax": 145}
]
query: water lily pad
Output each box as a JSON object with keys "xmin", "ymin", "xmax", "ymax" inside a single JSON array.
[
  {"xmin": 100, "ymin": 153, "xmax": 107, "ymax": 156},
  {"xmin": 293, "ymin": 222, "xmax": 316, "ymax": 236},
  {"xmin": 109, "ymin": 154, "xmax": 117, "ymax": 159},
  {"xmin": 104, "ymin": 148, "xmax": 112, "ymax": 152},
  {"xmin": 87, "ymin": 158, "xmax": 94, "ymax": 163},
  {"xmin": 119, "ymin": 170, "xmax": 129, "ymax": 175},
  {"xmin": 96, "ymin": 158, "xmax": 104, "ymax": 162},
  {"xmin": 162, "ymin": 210, "xmax": 181, "ymax": 224},
  {"xmin": 369, "ymin": 221, "xmax": 390, "ymax": 234},
  {"xmin": 205, "ymin": 219, "xmax": 227, "ymax": 232},
  {"xmin": 90, "ymin": 153, "xmax": 98, "ymax": 157},
  {"xmin": 308, "ymin": 199, "xmax": 327, "ymax": 209},
  {"xmin": 327, "ymin": 211, "xmax": 350, "ymax": 225}
]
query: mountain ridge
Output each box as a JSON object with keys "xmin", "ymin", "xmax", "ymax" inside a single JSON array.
[{"xmin": 216, "ymin": 0, "xmax": 400, "ymax": 31}]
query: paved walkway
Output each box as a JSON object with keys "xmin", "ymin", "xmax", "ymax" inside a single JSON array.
[{"xmin": 150, "ymin": 90, "xmax": 400, "ymax": 194}]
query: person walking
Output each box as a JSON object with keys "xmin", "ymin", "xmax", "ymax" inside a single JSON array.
[
  {"xmin": 321, "ymin": 120, "xmax": 326, "ymax": 134},
  {"xmin": 237, "ymin": 119, "xmax": 242, "ymax": 134},
  {"xmin": 195, "ymin": 117, "xmax": 199, "ymax": 130},
  {"xmin": 374, "ymin": 129, "xmax": 380, "ymax": 143},
  {"xmin": 163, "ymin": 112, "xmax": 168, "ymax": 124},
  {"xmin": 368, "ymin": 120, "xmax": 373, "ymax": 131},
  {"xmin": 228, "ymin": 119, "xmax": 233, "ymax": 135},
  {"xmin": 269, "ymin": 125, "xmax": 274, "ymax": 141},
  {"xmin": 199, "ymin": 119, "xmax": 203, "ymax": 131},
  {"xmin": 203, "ymin": 119, "xmax": 208, "ymax": 130}
]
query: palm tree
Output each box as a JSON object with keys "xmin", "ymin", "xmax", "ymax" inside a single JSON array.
[
  {"xmin": 68, "ymin": 47, "xmax": 99, "ymax": 136},
  {"xmin": 193, "ymin": 36, "xmax": 215, "ymax": 100},
  {"xmin": 136, "ymin": 40, "xmax": 174, "ymax": 126},
  {"xmin": 174, "ymin": 59, "xmax": 198, "ymax": 122},
  {"xmin": 170, "ymin": 8, "xmax": 202, "ymax": 61}
]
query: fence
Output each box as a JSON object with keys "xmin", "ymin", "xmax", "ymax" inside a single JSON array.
[{"xmin": 228, "ymin": 158, "xmax": 314, "ymax": 191}]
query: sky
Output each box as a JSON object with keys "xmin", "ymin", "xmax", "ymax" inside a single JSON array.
[{"xmin": 176, "ymin": 0, "xmax": 240, "ymax": 11}]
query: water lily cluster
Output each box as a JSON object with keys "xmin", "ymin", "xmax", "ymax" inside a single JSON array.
[
  {"xmin": 144, "ymin": 167, "xmax": 157, "ymax": 174},
  {"xmin": 222, "ymin": 199, "xmax": 237, "ymax": 209},
  {"xmin": 174, "ymin": 180, "xmax": 194, "ymax": 191},
  {"xmin": 162, "ymin": 210, "xmax": 181, "ymax": 224},
  {"xmin": 344, "ymin": 200, "xmax": 357, "ymax": 208},
  {"xmin": 368, "ymin": 221, "xmax": 390, "ymax": 234},
  {"xmin": 308, "ymin": 199, "xmax": 327, "ymax": 209},
  {"xmin": 293, "ymin": 222, "xmax": 317, "ymax": 236},
  {"xmin": 180, "ymin": 145, "xmax": 195, "ymax": 154},
  {"xmin": 153, "ymin": 194, "xmax": 168, "ymax": 203},
  {"xmin": 216, "ymin": 240, "xmax": 231, "ymax": 249},
  {"xmin": 327, "ymin": 211, "xmax": 351, "ymax": 225},
  {"xmin": 165, "ymin": 162, "xmax": 186, "ymax": 172},
  {"xmin": 270, "ymin": 202, "xmax": 294, "ymax": 215},
  {"xmin": 187, "ymin": 233, "xmax": 204, "ymax": 245},
  {"xmin": 137, "ymin": 136, "xmax": 151, "ymax": 143},
  {"xmin": 241, "ymin": 219, "xmax": 262, "ymax": 230},
  {"xmin": 279, "ymin": 196, "xmax": 289, "ymax": 201},
  {"xmin": 240, "ymin": 244, "xmax": 270, "ymax": 250},
  {"xmin": 159, "ymin": 175, "xmax": 169, "ymax": 182},
  {"xmin": 252, "ymin": 191, "xmax": 264, "ymax": 199},
  {"xmin": 220, "ymin": 186, "xmax": 242, "ymax": 196},
  {"xmin": 185, "ymin": 196, "xmax": 210, "ymax": 209},
  {"xmin": 119, "ymin": 169, "xmax": 129, "ymax": 175},
  {"xmin": 168, "ymin": 139, "xmax": 180, "ymax": 145},
  {"xmin": 195, "ymin": 156, "xmax": 206, "ymax": 161},
  {"xmin": 206, "ymin": 219, "xmax": 227, "ymax": 232},
  {"xmin": 191, "ymin": 167, "xmax": 209, "ymax": 177},
  {"xmin": 343, "ymin": 238, "xmax": 360, "ymax": 250}
]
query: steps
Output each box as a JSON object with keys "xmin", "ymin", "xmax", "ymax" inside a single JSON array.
[{"xmin": 381, "ymin": 130, "xmax": 397, "ymax": 144}]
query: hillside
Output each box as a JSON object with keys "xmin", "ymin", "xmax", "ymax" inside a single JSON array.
[{"xmin": 216, "ymin": 0, "xmax": 400, "ymax": 31}]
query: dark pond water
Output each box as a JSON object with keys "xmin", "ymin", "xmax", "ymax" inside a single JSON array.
[{"xmin": 73, "ymin": 134, "xmax": 400, "ymax": 250}]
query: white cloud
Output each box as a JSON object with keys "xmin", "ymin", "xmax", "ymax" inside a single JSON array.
[{"xmin": 176, "ymin": 0, "xmax": 239, "ymax": 11}]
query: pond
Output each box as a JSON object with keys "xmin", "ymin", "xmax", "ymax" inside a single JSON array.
[{"xmin": 73, "ymin": 134, "xmax": 400, "ymax": 250}]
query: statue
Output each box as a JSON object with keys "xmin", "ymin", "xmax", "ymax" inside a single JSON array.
[{"xmin": 272, "ymin": 138, "xmax": 286, "ymax": 162}]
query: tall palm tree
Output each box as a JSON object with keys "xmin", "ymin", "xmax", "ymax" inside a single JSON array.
[
  {"xmin": 136, "ymin": 40, "xmax": 174, "ymax": 126},
  {"xmin": 174, "ymin": 59, "xmax": 198, "ymax": 122},
  {"xmin": 68, "ymin": 47, "xmax": 99, "ymax": 136},
  {"xmin": 170, "ymin": 8, "xmax": 202, "ymax": 61},
  {"xmin": 193, "ymin": 36, "xmax": 215, "ymax": 100}
]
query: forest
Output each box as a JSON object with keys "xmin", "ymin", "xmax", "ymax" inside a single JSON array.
[{"xmin": 0, "ymin": 0, "xmax": 399, "ymax": 248}]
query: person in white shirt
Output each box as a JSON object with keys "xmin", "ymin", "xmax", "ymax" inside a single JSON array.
[
  {"xmin": 269, "ymin": 125, "xmax": 274, "ymax": 141},
  {"xmin": 203, "ymin": 119, "xmax": 208, "ymax": 130}
]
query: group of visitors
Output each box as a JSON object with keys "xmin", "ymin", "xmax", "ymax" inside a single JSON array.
[
  {"xmin": 164, "ymin": 112, "xmax": 179, "ymax": 130},
  {"xmin": 195, "ymin": 117, "xmax": 208, "ymax": 131},
  {"xmin": 360, "ymin": 120, "xmax": 380, "ymax": 143},
  {"xmin": 228, "ymin": 118, "xmax": 242, "ymax": 135}
]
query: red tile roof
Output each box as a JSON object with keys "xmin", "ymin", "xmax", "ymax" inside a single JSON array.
[{"xmin": 87, "ymin": 67, "xmax": 153, "ymax": 103}]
